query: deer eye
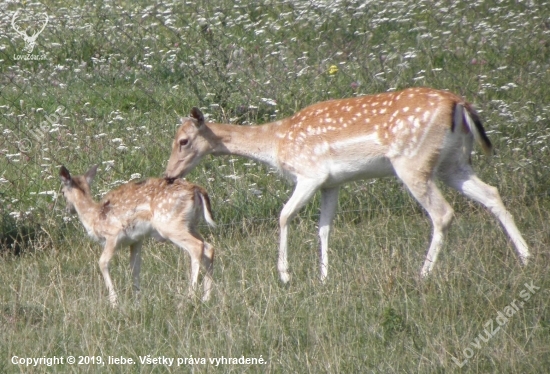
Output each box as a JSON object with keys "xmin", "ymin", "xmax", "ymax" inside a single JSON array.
[{"xmin": 179, "ymin": 138, "xmax": 189, "ymax": 147}]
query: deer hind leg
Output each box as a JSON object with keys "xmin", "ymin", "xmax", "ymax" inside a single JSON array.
[
  {"xmin": 319, "ymin": 187, "xmax": 339, "ymax": 283},
  {"xmin": 394, "ymin": 165, "xmax": 454, "ymax": 277},
  {"xmin": 201, "ymin": 242, "xmax": 214, "ymax": 301},
  {"xmin": 129, "ymin": 241, "xmax": 143, "ymax": 297},
  {"xmin": 166, "ymin": 230, "xmax": 208, "ymax": 300},
  {"xmin": 99, "ymin": 238, "xmax": 119, "ymax": 306},
  {"xmin": 442, "ymin": 167, "xmax": 531, "ymax": 265}
]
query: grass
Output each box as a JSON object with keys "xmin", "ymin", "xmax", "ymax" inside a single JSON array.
[{"xmin": 1, "ymin": 0, "xmax": 550, "ymax": 372}]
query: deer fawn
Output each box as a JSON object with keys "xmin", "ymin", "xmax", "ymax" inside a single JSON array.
[
  {"xmin": 164, "ymin": 87, "xmax": 531, "ymax": 283},
  {"xmin": 60, "ymin": 165, "xmax": 215, "ymax": 306}
]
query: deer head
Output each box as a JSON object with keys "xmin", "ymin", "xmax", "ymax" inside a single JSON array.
[{"xmin": 59, "ymin": 165, "xmax": 98, "ymax": 214}]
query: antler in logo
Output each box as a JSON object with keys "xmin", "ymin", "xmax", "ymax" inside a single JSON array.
[{"xmin": 11, "ymin": 11, "xmax": 49, "ymax": 54}]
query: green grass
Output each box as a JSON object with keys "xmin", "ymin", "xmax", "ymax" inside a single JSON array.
[{"xmin": 1, "ymin": 0, "xmax": 550, "ymax": 372}]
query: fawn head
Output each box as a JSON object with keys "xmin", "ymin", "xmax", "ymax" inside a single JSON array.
[{"xmin": 59, "ymin": 165, "xmax": 98, "ymax": 213}]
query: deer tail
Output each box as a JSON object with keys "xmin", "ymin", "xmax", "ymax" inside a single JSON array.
[
  {"xmin": 454, "ymin": 102, "xmax": 493, "ymax": 156},
  {"xmin": 195, "ymin": 187, "xmax": 216, "ymax": 228}
]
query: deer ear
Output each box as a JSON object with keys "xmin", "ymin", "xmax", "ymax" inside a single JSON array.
[
  {"xmin": 190, "ymin": 107, "xmax": 205, "ymax": 127},
  {"xmin": 60, "ymin": 165, "xmax": 72, "ymax": 186},
  {"xmin": 85, "ymin": 165, "xmax": 98, "ymax": 184}
]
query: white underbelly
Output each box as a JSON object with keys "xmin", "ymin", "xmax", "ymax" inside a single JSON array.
[{"xmin": 324, "ymin": 156, "xmax": 395, "ymax": 186}]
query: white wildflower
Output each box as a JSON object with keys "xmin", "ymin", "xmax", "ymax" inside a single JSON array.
[
  {"xmin": 261, "ymin": 98, "xmax": 277, "ymax": 106},
  {"xmin": 38, "ymin": 190, "xmax": 58, "ymax": 199}
]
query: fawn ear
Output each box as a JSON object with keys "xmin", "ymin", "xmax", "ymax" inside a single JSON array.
[
  {"xmin": 60, "ymin": 165, "xmax": 72, "ymax": 186},
  {"xmin": 190, "ymin": 107, "xmax": 205, "ymax": 127},
  {"xmin": 85, "ymin": 165, "xmax": 98, "ymax": 185}
]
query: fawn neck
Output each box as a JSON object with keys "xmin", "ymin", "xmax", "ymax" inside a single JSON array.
[{"xmin": 69, "ymin": 189, "xmax": 104, "ymax": 234}]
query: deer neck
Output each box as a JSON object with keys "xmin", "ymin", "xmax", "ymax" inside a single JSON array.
[
  {"xmin": 70, "ymin": 193, "xmax": 103, "ymax": 236},
  {"xmin": 207, "ymin": 121, "xmax": 283, "ymax": 169}
]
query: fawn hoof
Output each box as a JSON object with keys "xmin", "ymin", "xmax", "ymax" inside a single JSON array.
[
  {"xmin": 520, "ymin": 253, "xmax": 531, "ymax": 266},
  {"xmin": 279, "ymin": 271, "xmax": 290, "ymax": 284},
  {"xmin": 420, "ymin": 266, "xmax": 432, "ymax": 278}
]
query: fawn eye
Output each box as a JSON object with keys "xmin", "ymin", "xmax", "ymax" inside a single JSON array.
[{"xmin": 179, "ymin": 138, "xmax": 189, "ymax": 147}]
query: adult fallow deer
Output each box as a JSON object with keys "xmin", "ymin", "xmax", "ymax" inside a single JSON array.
[{"xmin": 165, "ymin": 87, "xmax": 530, "ymax": 283}]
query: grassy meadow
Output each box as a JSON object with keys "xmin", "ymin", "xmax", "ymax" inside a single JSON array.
[{"xmin": 1, "ymin": 0, "xmax": 550, "ymax": 372}]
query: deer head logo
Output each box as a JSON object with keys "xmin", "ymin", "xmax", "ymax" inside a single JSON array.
[{"xmin": 11, "ymin": 11, "xmax": 48, "ymax": 54}]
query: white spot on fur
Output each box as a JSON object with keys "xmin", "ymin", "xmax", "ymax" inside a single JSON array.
[{"xmin": 422, "ymin": 111, "xmax": 431, "ymax": 121}]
